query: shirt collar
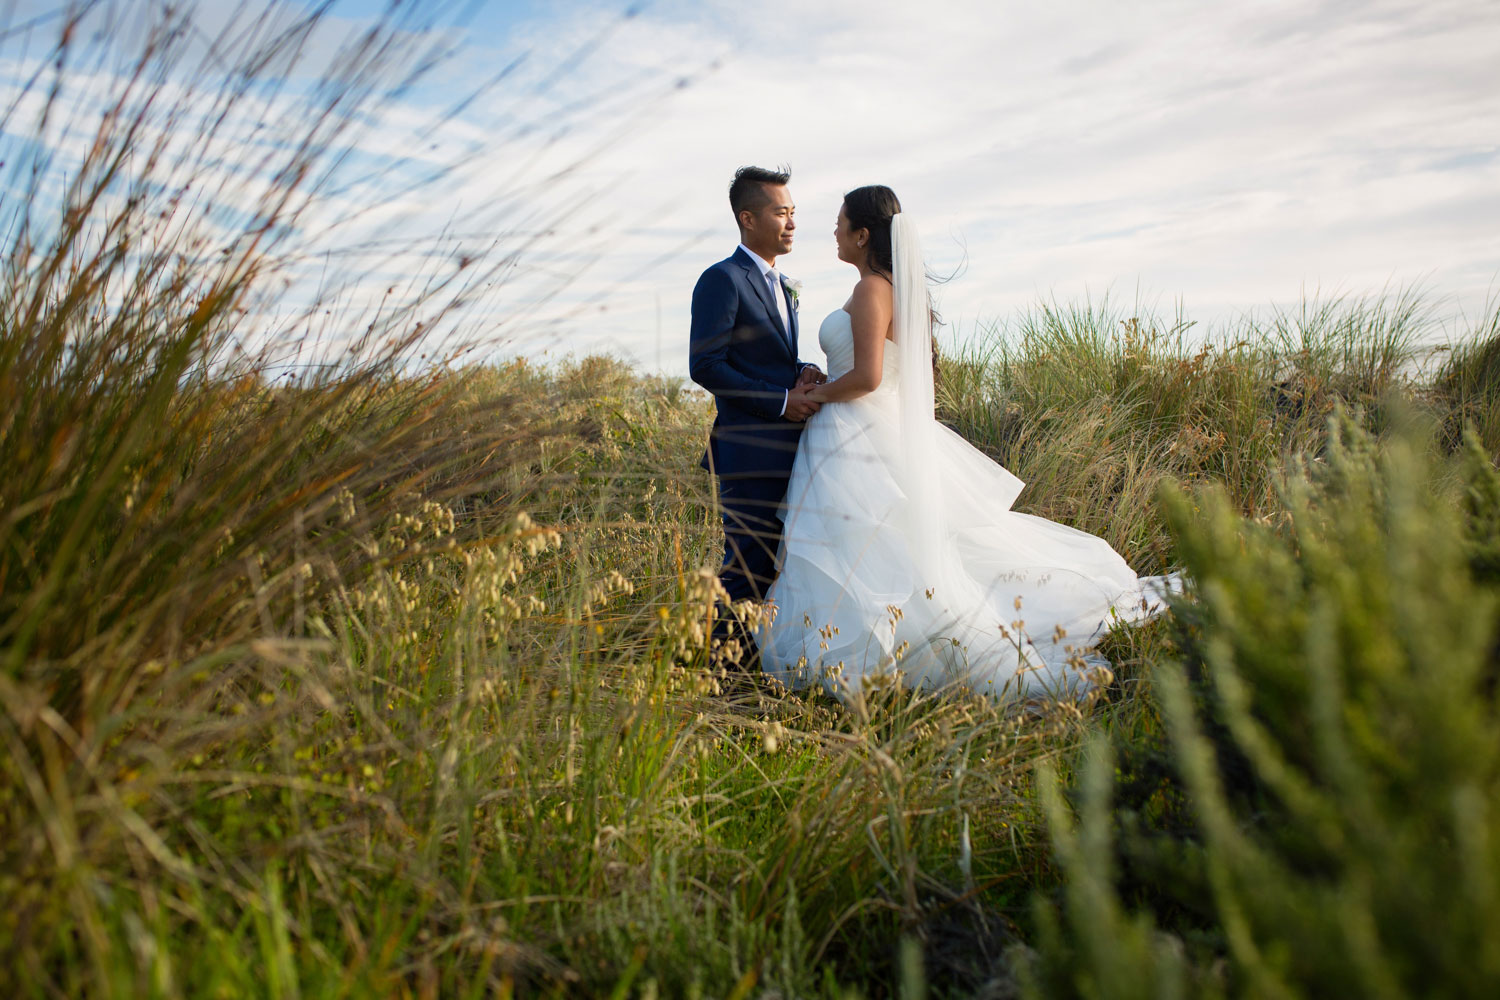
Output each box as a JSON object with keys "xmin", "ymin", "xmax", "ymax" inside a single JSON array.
[{"xmin": 737, "ymin": 242, "xmax": 777, "ymax": 279}]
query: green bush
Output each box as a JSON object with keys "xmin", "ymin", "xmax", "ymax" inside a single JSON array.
[{"xmin": 1025, "ymin": 411, "xmax": 1500, "ymax": 998}]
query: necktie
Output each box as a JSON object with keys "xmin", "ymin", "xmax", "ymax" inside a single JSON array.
[{"xmin": 766, "ymin": 267, "xmax": 789, "ymax": 336}]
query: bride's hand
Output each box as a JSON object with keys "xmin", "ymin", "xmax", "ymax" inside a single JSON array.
[{"xmin": 795, "ymin": 365, "xmax": 826, "ymax": 388}]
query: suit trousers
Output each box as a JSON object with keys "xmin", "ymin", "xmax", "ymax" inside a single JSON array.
[{"xmin": 715, "ymin": 474, "xmax": 788, "ymax": 606}]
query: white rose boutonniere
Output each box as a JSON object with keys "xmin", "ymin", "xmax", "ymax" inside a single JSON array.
[{"xmin": 783, "ymin": 276, "xmax": 802, "ymax": 311}]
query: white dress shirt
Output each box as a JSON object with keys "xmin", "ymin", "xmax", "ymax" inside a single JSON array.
[{"xmin": 738, "ymin": 243, "xmax": 795, "ymax": 416}]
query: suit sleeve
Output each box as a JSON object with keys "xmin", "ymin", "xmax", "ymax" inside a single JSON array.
[{"xmin": 689, "ymin": 267, "xmax": 787, "ymax": 420}]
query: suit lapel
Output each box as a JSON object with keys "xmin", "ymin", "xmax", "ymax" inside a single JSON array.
[
  {"xmin": 782, "ymin": 274, "xmax": 799, "ymax": 355},
  {"xmin": 734, "ymin": 248, "xmax": 790, "ymax": 347}
]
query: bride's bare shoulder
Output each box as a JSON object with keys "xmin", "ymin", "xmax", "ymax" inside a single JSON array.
[
  {"xmin": 847, "ymin": 274, "xmax": 895, "ymax": 341},
  {"xmin": 849, "ymin": 273, "xmax": 893, "ymax": 307}
]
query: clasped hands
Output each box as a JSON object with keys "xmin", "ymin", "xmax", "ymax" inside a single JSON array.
[{"xmin": 783, "ymin": 365, "xmax": 827, "ymax": 422}]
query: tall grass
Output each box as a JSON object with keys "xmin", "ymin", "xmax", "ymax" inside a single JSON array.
[
  {"xmin": 0, "ymin": 4, "xmax": 531, "ymax": 991},
  {"xmin": 1430, "ymin": 297, "xmax": 1500, "ymax": 454},
  {"xmin": 938, "ymin": 292, "xmax": 1432, "ymax": 568}
]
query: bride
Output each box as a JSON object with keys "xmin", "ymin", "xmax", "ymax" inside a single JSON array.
[{"xmin": 758, "ymin": 185, "xmax": 1172, "ymax": 700}]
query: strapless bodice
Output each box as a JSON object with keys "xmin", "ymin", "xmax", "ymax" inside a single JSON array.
[{"xmin": 817, "ymin": 309, "xmax": 899, "ymax": 394}]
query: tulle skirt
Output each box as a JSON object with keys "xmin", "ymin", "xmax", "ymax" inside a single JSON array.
[{"xmin": 759, "ymin": 389, "xmax": 1170, "ymax": 700}]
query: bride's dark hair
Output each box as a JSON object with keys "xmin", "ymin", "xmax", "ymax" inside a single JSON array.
[{"xmin": 842, "ymin": 185, "xmax": 901, "ymax": 280}]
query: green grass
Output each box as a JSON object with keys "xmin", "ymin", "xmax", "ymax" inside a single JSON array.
[{"xmin": 8, "ymin": 5, "xmax": 1500, "ymax": 998}]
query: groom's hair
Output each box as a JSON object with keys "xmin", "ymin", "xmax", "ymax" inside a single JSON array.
[{"xmin": 729, "ymin": 165, "xmax": 790, "ymax": 229}]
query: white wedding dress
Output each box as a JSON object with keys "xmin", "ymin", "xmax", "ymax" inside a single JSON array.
[{"xmin": 760, "ymin": 306, "xmax": 1171, "ymax": 700}]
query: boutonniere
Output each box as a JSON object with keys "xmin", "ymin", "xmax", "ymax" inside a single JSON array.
[{"xmin": 783, "ymin": 276, "xmax": 802, "ymax": 311}]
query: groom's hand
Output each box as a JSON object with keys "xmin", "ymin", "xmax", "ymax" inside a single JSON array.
[
  {"xmin": 795, "ymin": 365, "xmax": 826, "ymax": 388},
  {"xmin": 783, "ymin": 385, "xmax": 821, "ymax": 422}
]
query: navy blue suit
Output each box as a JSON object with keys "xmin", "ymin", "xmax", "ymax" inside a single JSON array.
[{"xmin": 690, "ymin": 247, "xmax": 811, "ymax": 604}]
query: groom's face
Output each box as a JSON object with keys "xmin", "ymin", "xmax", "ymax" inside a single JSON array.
[{"xmin": 739, "ymin": 183, "xmax": 796, "ymax": 261}]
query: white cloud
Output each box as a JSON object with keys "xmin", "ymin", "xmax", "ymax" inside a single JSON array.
[{"xmin": 491, "ymin": 0, "xmax": 1500, "ymax": 371}]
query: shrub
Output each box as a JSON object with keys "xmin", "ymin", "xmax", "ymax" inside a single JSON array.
[{"xmin": 1025, "ymin": 411, "xmax": 1500, "ymax": 998}]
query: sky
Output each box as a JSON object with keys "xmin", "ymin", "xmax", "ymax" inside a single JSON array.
[{"xmin": 3, "ymin": 0, "xmax": 1498, "ymax": 375}]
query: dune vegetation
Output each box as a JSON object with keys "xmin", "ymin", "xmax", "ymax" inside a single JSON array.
[{"xmin": 5, "ymin": 5, "xmax": 1500, "ymax": 998}]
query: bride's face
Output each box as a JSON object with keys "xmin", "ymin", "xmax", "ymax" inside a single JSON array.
[{"xmin": 834, "ymin": 204, "xmax": 865, "ymax": 265}]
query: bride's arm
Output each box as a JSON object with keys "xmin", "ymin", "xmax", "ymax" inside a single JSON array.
[{"xmin": 806, "ymin": 277, "xmax": 892, "ymax": 403}]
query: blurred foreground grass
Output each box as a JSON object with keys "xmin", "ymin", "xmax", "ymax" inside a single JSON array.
[{"xmin": 6, "ymin": 4, "xmax": 1500, "ymax": 997}]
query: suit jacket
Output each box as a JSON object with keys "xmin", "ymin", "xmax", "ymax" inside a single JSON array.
[{"xmin": 689, "ymin": 247, "xmax": 811, "ymax": 480}]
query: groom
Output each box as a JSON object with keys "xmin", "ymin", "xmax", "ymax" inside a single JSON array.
[{"xmin": 689, "ymin": 166, "xmax": 825, "ymax": 647}]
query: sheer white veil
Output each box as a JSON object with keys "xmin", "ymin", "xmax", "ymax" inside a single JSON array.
[
  {"xmin": 890, "ymin": 213, "xmax": 946, "ymax": 584},
  {"xmin": 891, "ymin": 212, "xmax": 1022, "ymax": 677}
]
